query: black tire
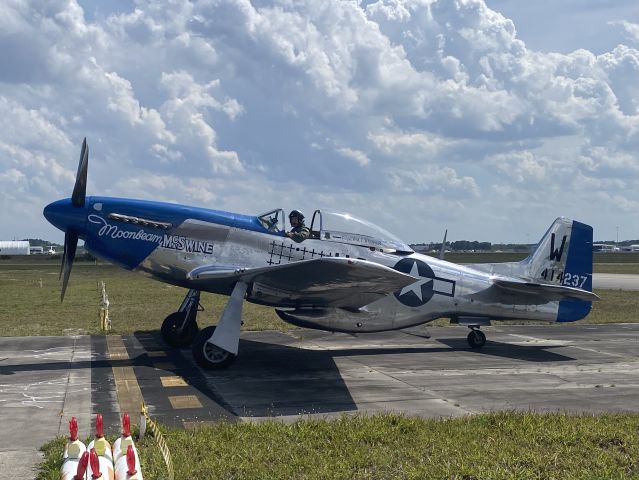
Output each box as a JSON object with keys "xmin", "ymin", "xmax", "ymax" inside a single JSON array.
[
  {"xmin": 161, "ymin": 312, "xmax": 199, "ymax": 348},
  {"xmin": 467, "ymin": 329, "xmax": 486, "ymax": 349},
  {"xmin": 192, "ymin": 326, "xmax": 237, "ymax": 370}
]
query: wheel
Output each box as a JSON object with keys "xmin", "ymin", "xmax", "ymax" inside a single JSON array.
[
  {"xmin": 467, "ymin": 329, "xmax": 486, "ymax": 349},
  {"xmin": 192, "ymin": 326, "xmax": 237, "ymax": 369},
  {"xmin": 161, "ymin": 312, "xmax": 199, "ymax": 348}
]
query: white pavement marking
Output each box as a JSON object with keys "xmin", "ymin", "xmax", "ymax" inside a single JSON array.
[
  {"xmin": 507, "ymin": 333, "xmax": 630, "ymax": 358},
  {"xmin": 507, "ymin": 333, "xmax": 571, "ymax": 346},
  {"xmin": 567, "ymin": 345, "xmax": 628, "ymax": 358}
]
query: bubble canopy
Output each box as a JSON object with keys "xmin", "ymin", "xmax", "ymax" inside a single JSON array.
[{"xmin": 310, "ymin": 210, "xmax": 413, "ymax": 252}]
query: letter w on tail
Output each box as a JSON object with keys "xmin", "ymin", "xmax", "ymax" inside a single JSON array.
[{"xmin": 550, "ymin": 233, "xmax": 567, "ymax": 261}]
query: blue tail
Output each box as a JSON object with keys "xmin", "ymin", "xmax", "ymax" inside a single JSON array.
[
  {"xmin": 556, "ymin": 220, "xmax": 593, "ymax": 322},
  {"xmin": 523, "ymin": 218, "xmax": 594, "ymax": 321}
]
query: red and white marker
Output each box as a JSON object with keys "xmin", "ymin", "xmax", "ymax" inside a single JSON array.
[
  {"xmin": 114, "ymin": 445, "xmax": 143, "ymax": 480},
  {"xmin": 61, "ymin": 417, "xmax": 88, "ymax": 480},
  {"xmin": 113, "ymin": 413, "xmax": 134, "ymax": 462},
  {"xmin": 87, "ymin": 414, "xmax": 113, "ymax": 464},
  {"xmin": 87, "ymin": 447, "xmax": 115, "ymax": 480},
  {"xmin": 61, "ymin": 442, "xmax": 90, "ymax": 480}
]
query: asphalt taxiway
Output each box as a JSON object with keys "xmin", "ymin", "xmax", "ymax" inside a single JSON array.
[
  {"xmin": 2, "ymin": 323, "xmax": 639, "ymax": 478},
  {"xmin": 593, "ymin": 273, "xmax": 639, "ymax": 290}
]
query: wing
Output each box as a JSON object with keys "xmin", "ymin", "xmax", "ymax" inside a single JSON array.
[
  {"xmin": 491, "ymin": 277, "xmax": 600, "ymax": 302},
  {"xmin": 187, "ymin": 257, "xmax": 416, "ymax": 309}
]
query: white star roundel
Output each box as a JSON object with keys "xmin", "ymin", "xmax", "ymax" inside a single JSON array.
[{"xmin": 393, "ymin": 258, "xmax": 436, "ymax": 307}]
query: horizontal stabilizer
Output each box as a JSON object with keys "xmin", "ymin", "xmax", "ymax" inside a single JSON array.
[
  {"xmin": 491, "ymin": 277, "xmax": 600, "ymax": 302},
  {"xmin": 188, "ymin": 257, "xmax": 416, "ymax": 309}
]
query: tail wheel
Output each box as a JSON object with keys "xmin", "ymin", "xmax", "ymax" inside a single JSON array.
[
  {"xmin": 192, "ymin": 326, "xmax": 237, "ymax": 369},
  {"xmin": 467, "ymin": 329, "xmax": 486, "ymax": 349},
  {"xmin": 161, "ymin": 312, "xmax": 199, "ymax": 347}
]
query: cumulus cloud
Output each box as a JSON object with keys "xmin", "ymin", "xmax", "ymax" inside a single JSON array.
[
  {"xmin": 389, "ymin": 165, "xmax": 480, "ymax": 196},
  {"xmin": 336, "ymin": 147, "xmax": 371, "ymax": 167},
  {"xmin": 488, "ymin": 151, "xmax": 548, "ymax": 183},
  {"xmin": 612, "ymin": 20, "xmax": 639, "ymax": 45},
  {"xmin": 1, "ymin": 0, "xmax": 638, "ymax": 242}
]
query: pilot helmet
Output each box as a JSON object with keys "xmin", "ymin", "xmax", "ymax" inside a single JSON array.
[{"xmin": 289, "ymin": 209, "xmax": 305, "ymax": 221}]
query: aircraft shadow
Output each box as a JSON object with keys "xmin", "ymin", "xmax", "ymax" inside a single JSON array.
[
  {"xmin": 435, "ymin": 338, "xmax": 575, "ymax": 362},
  {"xmin": 131, "ymin": 331, "xmax": 575, "ymax": 419},
  {"xmin": 133, "ymin": 332, "xmax": 359, "ymax": 419}
]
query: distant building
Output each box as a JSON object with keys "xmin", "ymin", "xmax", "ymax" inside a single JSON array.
[
  {"xmin": 0, "ymin": 240, "xmax": 30, "ymax": 255},
  {"xmin": 593, "ymin": 243, "xmax": 616, "ymax": 252},
  {"xmin": 30, "ymin": 246, "xmax": 44, "ymax": 255}
]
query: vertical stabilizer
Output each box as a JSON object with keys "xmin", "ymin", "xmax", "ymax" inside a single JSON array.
[
  {"xmin": 524, "ymin": 218, "xmax": 593, "ymax": 289},
  {"xmin": 523, "ymin": 217, "xmax": 594, "ymax": 322}
]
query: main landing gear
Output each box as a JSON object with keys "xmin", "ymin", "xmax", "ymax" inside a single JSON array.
[
  {"xmin": 191, "ymin": 281, "xmax": 248, "ymax": 370},
  {"xmin": 467, "ymin": 326, "xmax": 486, "ymax": 349},
  {"xmin": 192, "ymin": 326, "xmax": 236, "ymax": 369},
  {"xmin": 161, "ymin": 289, "xmax": 201, "ymax": 347}
]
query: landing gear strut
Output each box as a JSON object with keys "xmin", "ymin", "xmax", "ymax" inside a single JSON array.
[
  {"xmin": 161, "ymin": 289, "xmax": 201, "ymax": 347},
  {"xmin": 467, "ymin": 326, "xmax": 486, "ymax": 349}
]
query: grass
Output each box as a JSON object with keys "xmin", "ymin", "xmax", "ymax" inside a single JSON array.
[
  {"xmin": 1, "ymin": 258, "xmax": 638, "ymax": 336},
  {"xmin": 595, "ymin": 264, "xmax": 639, "ymax": 274},
  {"xmin": 0, "ymin": 262, "xmax": 286, "ymax": 336},
  {"xmin": 38, "ymin": 412, "xmax": 639, "ymax": 479},
  {"xmin": 587, "ymin": 289, "xmax": 639, "ymax": 324}
]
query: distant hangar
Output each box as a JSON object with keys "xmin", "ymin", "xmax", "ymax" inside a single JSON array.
[{"xmin": 0, "ymin": 240, "xmax": 30, "ymax": 255}]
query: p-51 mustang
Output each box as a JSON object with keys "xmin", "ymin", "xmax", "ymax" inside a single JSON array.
[{"xmin": 44, "ymin": 139, "xmax": 599, "ymax": 369}]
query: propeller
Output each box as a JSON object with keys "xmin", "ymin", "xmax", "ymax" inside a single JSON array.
[
  {"xmin": 59, "ymin": 138, "xmax": 88, "ymax": 302},
  {"xmin": 72, "ymin": 138, "xmax": 88, "ymax": 207}
]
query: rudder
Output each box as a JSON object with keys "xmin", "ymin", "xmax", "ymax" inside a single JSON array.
[{"xmin": 524, "ymin": 217, "xmax": 593, "ymax": 321}]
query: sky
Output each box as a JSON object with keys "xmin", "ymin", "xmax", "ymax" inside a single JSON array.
[{"xmin": 1, "ymin": 0, "xmax": 638, "ymax": 245}]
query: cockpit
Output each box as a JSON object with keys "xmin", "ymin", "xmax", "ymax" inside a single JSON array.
[{"xmin": 257, "ymin": 209, "xmax": 413, "ymax": 253}]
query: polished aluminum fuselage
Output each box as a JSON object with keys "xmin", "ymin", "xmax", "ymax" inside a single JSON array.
[{"xmin": 124, "ymin": 219, "xmax": 558, "ymax": 333}]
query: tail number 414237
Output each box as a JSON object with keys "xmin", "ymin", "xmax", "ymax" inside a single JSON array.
[{"xmin": 540, "ymin": 269, "xmax": 588, "ymax": 288}]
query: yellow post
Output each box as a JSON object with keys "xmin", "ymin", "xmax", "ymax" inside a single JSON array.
[{"xmin": 98, "ymin": 281, "xmax": 111, "ymax": 331}]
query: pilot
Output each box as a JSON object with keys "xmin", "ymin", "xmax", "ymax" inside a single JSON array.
[{"xmin": 286, "ymin": 210, "xmax": 310, "ymax": 243}]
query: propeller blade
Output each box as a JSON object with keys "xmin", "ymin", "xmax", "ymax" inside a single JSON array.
[
  {"xmin": 71, "ymin": 138, "xmax": 88, "ymax": 208},
  {"xmin": 60, "ymin": 230, "xmax": 78, "ymax": 302}
]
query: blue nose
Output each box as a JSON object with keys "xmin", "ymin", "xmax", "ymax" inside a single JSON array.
[{"xmin": 43, "ymin": 198, "xmax": 88, "ymax": 233}]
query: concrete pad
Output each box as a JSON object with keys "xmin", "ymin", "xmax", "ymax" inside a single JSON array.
[
  {"xmin": 187, "ymin": 324, "xmax": 639, "ymax": 421},
  {"xmin": 0, "ymin": 336, "xmax": 92, "ymax": 480}
]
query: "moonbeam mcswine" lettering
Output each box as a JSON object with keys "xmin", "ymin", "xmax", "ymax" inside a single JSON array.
[{"xmin": 161, "ymin": 234, "xmax": 214, "ymax": 255}]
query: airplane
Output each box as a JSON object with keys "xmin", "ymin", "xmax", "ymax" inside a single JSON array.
[{"xmin": 44, "ymin": 139, "xmax": 599, "ymax": 369}]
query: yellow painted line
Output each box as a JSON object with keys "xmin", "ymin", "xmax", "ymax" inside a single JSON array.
[
  {"xmin": 153, "ymin": 362, "xmax": 176, "ymax": 371},
  {"xmin": 147, "ymin": 351, "xmax": 168, "ymax": 358},
  {"xmin": 106, "ymin": 336, "xmax": 144, "ymax": 425},
  {"xmin": 107, "ymin": 336, "xmax": 129, "ymax": 360},
  {"xmin": 168, "ymin": 395, "xmax": 202, "ymax": 409},
  {"xmin": 160, "ymin": 376, "xmax": 188, "ymax": 387}
]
